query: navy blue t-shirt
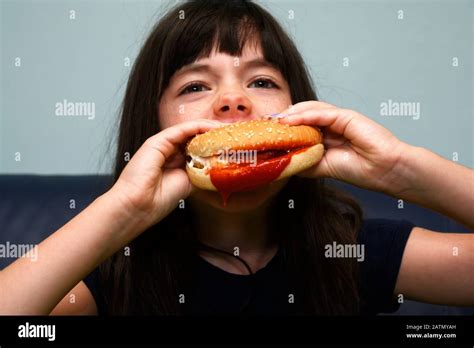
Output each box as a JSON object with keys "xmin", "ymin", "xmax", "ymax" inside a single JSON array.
[{"xmin": 84, "ymin": 219, "xmax": 415, "ymax": 315}]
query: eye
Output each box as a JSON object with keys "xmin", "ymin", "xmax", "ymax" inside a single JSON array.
[
  {"xmin": 180, "ymin": 83, "xmax": 209, "ymax": 95},
  {"xmin": 249, "ymin": 78, "xmax": 278, "ymax": 89}
]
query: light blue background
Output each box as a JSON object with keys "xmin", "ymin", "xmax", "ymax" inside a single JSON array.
[{"xmin": 1, "ymin": 0, "xmax": 472, "ymax": 174}]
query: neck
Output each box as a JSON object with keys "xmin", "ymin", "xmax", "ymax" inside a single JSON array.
[{"xmin": 189, "ymin": 198, "xmax": 277, "ymax": 273}]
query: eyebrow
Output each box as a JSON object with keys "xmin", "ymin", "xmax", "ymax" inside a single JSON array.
[{"xmin": 174, "ymin": 58, "xmax": 278, "ymax": 78}]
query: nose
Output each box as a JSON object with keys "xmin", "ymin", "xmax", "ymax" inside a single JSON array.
[{"xmin": 212, "ymin": 90, "xmax": 252, "ymax": 123}]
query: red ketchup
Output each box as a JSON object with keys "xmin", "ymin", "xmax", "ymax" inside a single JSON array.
[{"xmin": 210, "ymin": 148, "xmax": 307, "ymax": 205}]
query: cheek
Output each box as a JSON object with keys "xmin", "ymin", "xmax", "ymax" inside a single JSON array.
[
  {"xmin": 252, "ymin": 93, "xmax": 292, "ymax": 116},
  {"xmin": 159, "ymin": 97, "xmax": 213, "ymax": 128},
  {"xmin": 158, "ymin": 99, "xmax": 175, "ymax": 129}
]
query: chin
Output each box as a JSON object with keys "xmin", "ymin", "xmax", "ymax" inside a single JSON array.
[{"xmin": 189, "ymin": 179, "xmax": 288, "ymax": 213}]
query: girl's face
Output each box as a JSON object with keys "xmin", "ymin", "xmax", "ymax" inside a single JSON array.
[{"xmin": 158, "ymin": 43, "xmax": 292, "ymax": 212}]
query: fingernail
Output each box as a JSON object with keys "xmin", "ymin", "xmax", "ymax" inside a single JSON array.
[{"xmin": 262, "ymin": 113, "xmax": 279, "ymax": 120}]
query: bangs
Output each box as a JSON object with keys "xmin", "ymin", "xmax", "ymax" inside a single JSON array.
[{"xmin": 158, "ymin": 1, "xmax": 289, "ymax": 97}]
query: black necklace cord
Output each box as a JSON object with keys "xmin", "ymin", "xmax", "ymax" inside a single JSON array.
[
  {"xmin": 196, "ymin": 241, "xmax": 254, "ymax": 275},
  {"xmin": 195, "ymin": 241, "xmax": 256, "ymax": 314}
]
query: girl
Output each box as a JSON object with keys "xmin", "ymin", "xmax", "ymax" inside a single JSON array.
[{"xmin": 1, "ymin": 0, "xmax": 472, "ymax": 315}]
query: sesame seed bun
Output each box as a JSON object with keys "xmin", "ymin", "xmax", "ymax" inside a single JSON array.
[
  {"xmin": 186, "ymin": 119, "xmax": 322, "ymax": 156},
  {"xmin": 185, "ymin": 120, "xmax": 324, "ymax": 192}
]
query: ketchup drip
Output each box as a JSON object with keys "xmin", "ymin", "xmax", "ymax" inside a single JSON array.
[{"xmin": 210, "ymin": 148, "xmax": 307, "ymax": 206}]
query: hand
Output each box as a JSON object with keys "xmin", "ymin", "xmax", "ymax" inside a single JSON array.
[
  {"xmin": 109, "ymin": 119, "xmax": 222, "ymax": 228},
  {"xmin": 279, "ymin": 101, "xmax": 407, "ymax": 194}
]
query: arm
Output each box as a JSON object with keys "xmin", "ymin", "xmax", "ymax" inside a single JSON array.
[
  {"xmin": 387, "ymin": 144, "xmax": 474, "ymax": 230},
  {"xmin": 0, "ymin": 190, "xmax": 147, "ymax": 315},
  {"xmin": 0, "ymin": 119, "xmax": 221, "ymax": 315},
  {"xmin": 279, "ymin": 101, "xmax": 473, "ymax": 305},
  {"xmin": 50, "ymin": 281, "xmax": 98, "ymax": 315},
  {"xmin": 393, "ymin": 150, "xmax": 474, "ymax": 304},
  {"xmin": 395, "ymin": 227, "xmax": 474, "ymax": 306},
  {"xmin": 279, "ymin": 100, "xmax": 474, "ymax": 230}
]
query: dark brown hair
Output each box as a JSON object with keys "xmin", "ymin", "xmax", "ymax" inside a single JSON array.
[{"xmin": 101, "ymin": 0, "xmax": 363, "ymax": 315}]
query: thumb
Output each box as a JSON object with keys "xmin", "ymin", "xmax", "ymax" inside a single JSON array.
[{"xmin": 297, "ymin": 155, "xmax": 329, "ymax": 179}]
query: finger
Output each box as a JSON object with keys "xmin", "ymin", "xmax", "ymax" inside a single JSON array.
[
  {"xmin": 281, "ymin": 100, "xmax": 337, "ymax": 116},
  {"xmin": 163, "ymin": 151, "xmax": 186, "ymax": 169},
  {"xmin": 159, "ymin": 168, "xmax": 193, "ymax": 210},
  {"xmin": 297, "ymin": 153, "xmax": 330, "ymax": 178},
  {"xmin": 299, "ymin": 144, "xmax": 358, "ymax": 181},
  {"xmin": 263, "ymin": 101, "xmax": 335, "ymax": 120},
  {"xmin": 321, "ymin": 127, "xmax": 348, "ymax": 147},
  {"xmin": 145, "ymin": 119, "xmax": 223, "ymax": 165},
  {"xmin": 156, "ymin": 119, "xmax": 223, "ymax": 148},
  {"xmin": 323, "ymin": 135, "xmax": 348, "ymax": 148},
  {"xmin": 279, "ymin": 108, "xmax": 360, "ymax": 141},
  {"xmin": 164, "ymin": 141, "xmax": 188, "ymax": 169}
]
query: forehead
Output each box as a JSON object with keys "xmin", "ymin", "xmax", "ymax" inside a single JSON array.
[{"xmin": 173, "ymin": 42, "xmax": 278, "ymax": 79}]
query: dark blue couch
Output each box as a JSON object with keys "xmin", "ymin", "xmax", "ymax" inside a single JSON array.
[{"xmin": 0, "ymin": 175, "xmax": 472, "ymax": 315}]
